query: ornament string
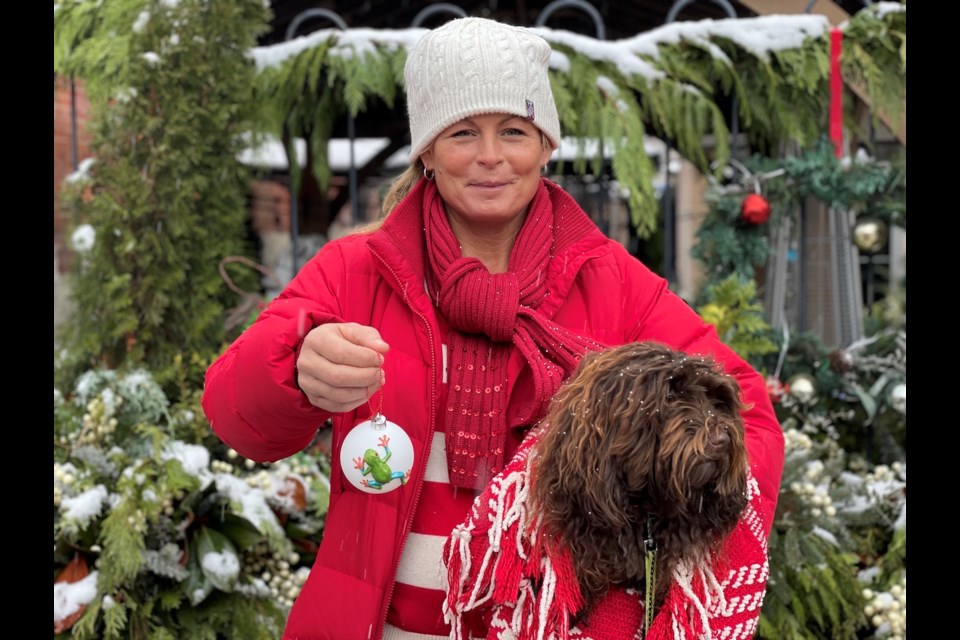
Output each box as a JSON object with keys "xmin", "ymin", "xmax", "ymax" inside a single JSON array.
[{"xmin": 367, "ymin": 352, "xmax": 386, "ymax": 427}]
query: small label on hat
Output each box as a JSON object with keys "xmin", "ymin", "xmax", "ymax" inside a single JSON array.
[{"xmin": 525, "ymin": 99, "xmax": 535, "ymax": 121}]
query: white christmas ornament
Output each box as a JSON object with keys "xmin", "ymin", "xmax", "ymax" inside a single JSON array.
[
  {"xmin": 888, "ymin": 383, "xmax": 906, "ymax": 414},
  {"xmin": 340, "ymin": 416, "xmax": 414, "ymax": 494},
  {"xmin": 787, "ymin": 373, "xmax": 817, "ymax": 403},
  {"xmin": 71, "ymin": 224, "xmax": 96, "ymax": 253}
]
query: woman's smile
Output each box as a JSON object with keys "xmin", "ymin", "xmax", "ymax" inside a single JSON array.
[{"xmin": 420, "ymin": 113, "xmax": 553, "ymax": 235}]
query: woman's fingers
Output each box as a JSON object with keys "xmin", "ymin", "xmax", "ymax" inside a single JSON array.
[{"xmin": 297, "ymin": 323, "xmax": 389, "ymax": 413}]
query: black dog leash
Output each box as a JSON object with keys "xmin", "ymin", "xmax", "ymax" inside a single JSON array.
[{"xmin": 643, "ymin": 516, "xmax": 658, "ymax": 639}]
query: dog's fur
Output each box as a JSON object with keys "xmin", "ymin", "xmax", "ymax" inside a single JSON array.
[{"xmin": 528, "ymin": 341, "xmax": 749, "ymax": 617}]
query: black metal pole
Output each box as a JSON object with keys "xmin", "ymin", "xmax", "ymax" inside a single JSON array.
[
  {"xmin": 411, "ymin": 3, "xmax": 468, "ymax": 27},
  {"xmin": 534, "ymin": 0, "xmax": 606, "ymax": 39},
  {"xmin": 70, "ymin": 79, "xmax": 79, "ymax": 172},
  {"xmin": 284, "ymin": 9, "xmax": 350, "ymax": 274}
]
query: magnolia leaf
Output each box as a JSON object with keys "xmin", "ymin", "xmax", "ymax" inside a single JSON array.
[
  {"xmin": 183, "ymin": 536, "xmax": 214, "ymax": 606},
  {"xmin": 286, "ymin": 517, "xmax": 322, "ymax": 539},
  {"xmin": 847, "ymin": 381, "xmax": 879, "ymax": 424},
  {"xmin": 214, "ymin": 512, "xmax": 265, "ymax": 550},
  {"xmin": 178, "ymin": 481, "xmax": 218, "ymax": 516},
  {"xmin": 196, "ymin": 526, "xmax": 240, "ymax": 592},
  {"xmin": 183, "ymin": 567, "xmax": 214, "ymax": 607},
  {"xmin": 868, "ymin": 373, "xmax": 890, "ymax": 398},
  {"xmin": 54, "ymin": 554, "xmax": 91, "ymax": 634}
]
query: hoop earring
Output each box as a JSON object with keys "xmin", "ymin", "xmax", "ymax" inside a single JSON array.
[
  {"xmin": 540, "ymin": 165, "xmax": 547, "ymax": 176},
  {"xmin": 423, "ymin": 167, "xmax": 435, "ymax": 181}
]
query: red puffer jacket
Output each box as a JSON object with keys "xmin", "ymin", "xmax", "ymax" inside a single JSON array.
[{"xmin": 202, "ymin": 179, "xmax": 784, "ymax": 640}]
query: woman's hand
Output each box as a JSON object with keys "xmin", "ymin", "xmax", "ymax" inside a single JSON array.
[{"xmin": 296, "ymin": 323, "xmax": 390, "ymax": 413}]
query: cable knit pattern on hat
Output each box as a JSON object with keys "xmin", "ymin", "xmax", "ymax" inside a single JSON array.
[{"xmin": 405, "ymin": 17, "xmax": 562, "ymax": 162}]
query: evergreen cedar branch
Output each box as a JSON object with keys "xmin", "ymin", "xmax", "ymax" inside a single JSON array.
[{"xmin": 54, "ymin": 4, "xmax": 906, "ymax": 236}]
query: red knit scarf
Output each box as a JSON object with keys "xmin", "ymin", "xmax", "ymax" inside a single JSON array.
[
  {"xmin": 443, "ymin": 432, "xmax": 770, "ymax": 640},
  {"xmin": 423, "ymin": 179, "xmax": 603, "ymax": 490}
]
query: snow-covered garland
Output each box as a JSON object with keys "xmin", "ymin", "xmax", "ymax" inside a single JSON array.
[
  {"xmin": 694, "ymin": 137, "xmax": 906, "ymax": 300},
  {"xmin": 53, "ymin": 367, "xmax": 331, "ymax": 638},
  {"xmin": 237, "ymin": 4, "xmax": 904, "ymax": 237}
]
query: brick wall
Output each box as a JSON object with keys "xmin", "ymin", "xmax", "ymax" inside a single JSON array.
[{"xmin": 53, "ymin": 76, "xmax": 92, "ymax": 272}]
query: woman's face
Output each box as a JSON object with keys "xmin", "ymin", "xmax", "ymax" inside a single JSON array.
[{"xmin": 421, "ymin": 113, "xmax": 553, "ymax": 231}]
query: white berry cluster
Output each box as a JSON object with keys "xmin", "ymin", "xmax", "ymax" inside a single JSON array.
[
  {"xmin": 53, "ymin": 462, "xmax": 80, "ymax": 507},
  {"xmin": 288, "ymin": 459, "xmax": 317, "ymax": 477},
  {"xmin": 241, "ymin": 542, "xmax": 309, "ymax": 610},
  {"xmin": 156, "ymin": 483, "xmax": 182, "ymax": 517},
  {"xmin": 245, "ymin": 469, "xmax": 274, "ymax": 490},
  {"xmin": 125, "ymin": 508, "xmax": 149, "ymax": 535},
  {"xmin": 211, "ymin": 459, "xmax": 234, "ymax": 474},
  {"xmin": 224, "ymin": 447, "xmax": 260, "ymax": 471},
  {"xmin": 783, "ymin": 428, "xmax": 813, "ymax": 454},
  {"xmin": 865, "ymin": 462, "xmax": 906, "ymax": 484},
  {"xmin": 75, "ymin": 395, "xmax": 122, "ymax": 446},
  {"xmin": 861, "ymin": 462, "xmax": 907, "ymax": 516},
  {"xmin": 863, "ymin": 575, "xmax": 906, "ymax": 639},
  {"xmin": 788, "ymin": 478, "xmax": 837, "ymax": 518}
]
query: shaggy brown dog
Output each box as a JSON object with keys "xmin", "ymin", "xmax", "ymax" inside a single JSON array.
[{"xmin": 529, "ymin": 341, "xmax": 749, "ymax": 617}]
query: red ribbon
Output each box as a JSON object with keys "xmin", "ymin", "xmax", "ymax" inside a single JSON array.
[{"xmin": 829, "ymin": 27, "xmax": 843, "ymax": 158}]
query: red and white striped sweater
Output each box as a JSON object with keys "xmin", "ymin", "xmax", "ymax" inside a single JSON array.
[
  {"xmin": 384, "ymin": 337, "xmax": 463, "ymax": 639},
  {"xmin": 386, "ymin": 330, "xmax": 521, "ymax": 640}
]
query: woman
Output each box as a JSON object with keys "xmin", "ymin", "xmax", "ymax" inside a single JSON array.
[{"xmin": 202, "ymin": 17, "xmax": 784, "ymax": 640}]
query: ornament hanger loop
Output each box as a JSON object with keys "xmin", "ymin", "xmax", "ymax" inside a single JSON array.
[{"xmin": 368, "ymin": 352, "xmax": 386, "ymax": 428}]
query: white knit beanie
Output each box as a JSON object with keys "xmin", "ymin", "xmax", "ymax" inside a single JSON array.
[{"xmin": 404, "ymin": 17, "xmax": 561, "ymax": 163}]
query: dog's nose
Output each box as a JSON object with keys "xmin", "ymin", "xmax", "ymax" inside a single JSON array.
[{"xmin": 705, "ymin": 427, "xmax": 731, "ymax": 457}]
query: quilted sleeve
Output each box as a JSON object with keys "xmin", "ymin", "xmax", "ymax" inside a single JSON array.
[{"xmin": 201, "ymin": 242, "xmax": 351, "ymax": 462}]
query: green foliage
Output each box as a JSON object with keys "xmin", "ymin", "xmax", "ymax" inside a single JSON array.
[
  {"xmin": 757, "ymin": 326, "xmax": 906, "ymax": 464},
  {"xmin": 760, "ymin": 530, "xmax": 865, "ymax": 639},
  {"xmin": 57, "ymin": 0, "xmax": 272, "ymax": 394},
  {"xmin": 253, "ymin": 34, "xmax": 405, "ymax": 196},
  {"xmin": 758, "ymin": 424, "xmax": 906, "ymax": 639},
  {"xmin": 550, "ymin": 47, "xmax": 659, "ymax": 235},
  {"xmin": 696, "ymin": 274, "xmax": 778, "ymax": 361},
  {"xmin": 691, "ymin": 135, "xmax": 906, "ymax": 640},
  {"xmin": 750, "ymin": 314, "xmax": 906, "ymax": 639},
  {"xmin": 55, "ymin": 0, "xmax": 144, "ymax": 102},
  {"xmin": 693, "ymin": 137, "xmax": 906, "ymax": 299},
  {"xmin": 245, "ymin": 7, "xmax": 905, "ymax": 237},
  {"xmin": 54, "ymin": 365, "xmax": 331, "ymax": 638},
  {"xmin": 634, "ymin": 33, "xmax": 733, "ymax": 168},
  {"xmin": 843, "ymin": 4, "xmax": 907, "ymax": 136}
]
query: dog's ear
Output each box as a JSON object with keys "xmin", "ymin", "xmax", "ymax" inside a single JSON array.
[{"xmin": 609, "ymin": 423, "xmax": 662, "ymax": 499}]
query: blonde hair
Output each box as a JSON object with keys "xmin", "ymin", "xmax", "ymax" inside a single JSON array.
[
  {"xmin": 344, "ymin": 162, "xmax": 422, "ymax": 235},
  {"xmin": 381, "ymin": 162, "xmax": 425, "ymax": 218}
]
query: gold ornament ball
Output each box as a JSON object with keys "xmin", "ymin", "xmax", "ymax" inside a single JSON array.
[
  {"xmin": 852, "ymin": 217, "xmax": 889, "ymax": 254},
  {"xmin": 787, "ymin": 373, "xmax": 817, "ymax": 403}
]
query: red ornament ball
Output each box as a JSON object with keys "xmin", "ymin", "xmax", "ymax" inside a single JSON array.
[
  {"xmin": 765, "ymin": 376, "xmax": 786, "ymax": 403},
  {"xmin": 741, "ymin": 193, "xmax": 771, "ymax": 225}
]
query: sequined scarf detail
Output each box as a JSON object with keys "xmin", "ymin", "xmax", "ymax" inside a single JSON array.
[{"xmin": 423, "ymin": 179, "xmax": 603, "ymax": 489}]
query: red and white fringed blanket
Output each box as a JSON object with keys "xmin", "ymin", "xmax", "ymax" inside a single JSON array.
[{"xmin": 442, "ymin": 435, "xmax": 770, "ymax": 640}]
